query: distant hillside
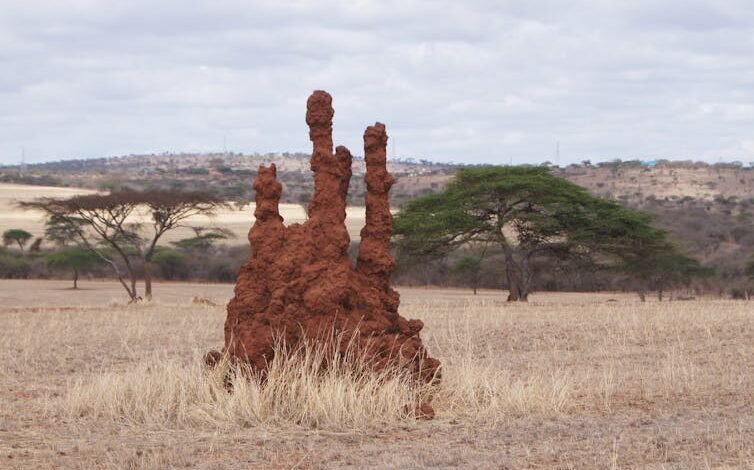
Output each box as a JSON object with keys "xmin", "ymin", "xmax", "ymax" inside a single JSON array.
[
  {"xmin": 555, "ymin": 160, "xmax": 754, "ymax": 277},
  {"xmin": 2, "ymin": 155, "xmax": 752, "ymax": 277},
  {"xmin": 558, "ymin": 160, "xmax": 754, "ymax": 203},
  {"xmin": 0, "ymin": 152, "xmax": 456, "ymax": 207}
]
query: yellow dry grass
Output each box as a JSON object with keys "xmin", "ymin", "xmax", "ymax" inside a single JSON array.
[
  {"xmin": 0, "ymin": 183, "xmax": 370, "ymax": 243},
  {"xmin": 0, "ymin": 183, "xmax": 98, "ymax": 239},
  {"xmin": 1, "ymin": 280, "xmax": 753, "ymax": 468}
]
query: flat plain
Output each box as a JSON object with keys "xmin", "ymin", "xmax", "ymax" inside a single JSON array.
[
  {"xmin": 0, "ymin": 183, "xmax": 371, "ymax": 243},
  {"xmin": 1, "ymin": 280, "xmax": 753, "ymax": 469}
]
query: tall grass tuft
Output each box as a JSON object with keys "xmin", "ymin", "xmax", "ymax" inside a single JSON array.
[{"xmin": 64, "ymin": 336, "xmax": 431, "ymax": 432}]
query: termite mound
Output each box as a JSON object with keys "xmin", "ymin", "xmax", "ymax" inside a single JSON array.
[{"xmin": 206, "ymin": 90, "xmax": 440, "ymax": 415}]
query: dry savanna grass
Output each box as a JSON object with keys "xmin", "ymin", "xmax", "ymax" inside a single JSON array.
[
  {"xmin": 1, "ymin": 280, "xmax": 753, "ymax": 468},
  {"xmin": 0, "ymin": 183, "xmax": 371, "ymax": 243}
]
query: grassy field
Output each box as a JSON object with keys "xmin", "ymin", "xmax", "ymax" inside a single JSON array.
[
  {"xmin": 0, "ymin": 183, "xmax": 370, "ymax": 244},
  {"xmin": 0, "ymin": 183, "xmax": 98, "ymax": 240},
  {"xmin": 1, "ymin": 280, "xmax": 752, "ymax": 468}
]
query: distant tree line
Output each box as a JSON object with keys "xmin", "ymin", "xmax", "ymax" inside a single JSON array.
[
  {"xmin": 3, "ymin": 166, "xmax": 753, "ymax": 301},
  {"xmin": 3, "ymin": 235, "xmax": 749, "ymax": 301}
]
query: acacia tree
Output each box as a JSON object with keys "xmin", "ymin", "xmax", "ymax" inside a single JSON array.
[
  {"xmin": 45, "ymin": 214, "xmax": 86, "ymax": 246},
  {"xmin": 393, "ymin": 166, "xmax": 692, "ymax": 301},
  {"xmin": 3, "ymin": 229, "xmax": 33, "ymax": 252},
  {"xmin": 450, "ymin": 255, "xmax": 483, "ymax": 295},
  {"xmin": 21, "ymin": 190, "xmax": 227, "ymax": 301},
  {"xmin": 22, "ymin": 193, "xmax": 142, "ymax": 300},
  {"xmin": 617, "ymin": 241, "xmax": 714, "ymax": 301},
  {"xmin": 46, "ymin": 247, "xmax": 101, "ymax": 289},
  {"xmin": 138, "ymin": 191, "xmax": 228, "ymax": 299}
]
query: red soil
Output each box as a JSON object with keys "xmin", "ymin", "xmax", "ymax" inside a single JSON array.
[{"xmin": 206, "ymin": 91, "xmax": 440, "ymax": 412}]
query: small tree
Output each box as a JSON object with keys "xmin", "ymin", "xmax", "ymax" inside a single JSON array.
[
  {"xmin": 139, "ymin": 191, "xmax": 228, "ymax": 299},
  {"xmin": 623, "ymin": 248, "xmax": 714, "ymax": 301},
  {"xmin": 653, "ymin": 252, "xmax": 714, "ymax": 300},
  {"xmin": 22, "ymin": 193, "xmax": 142, "ymax": 300},
  {"xmin": 152, "ymin": 249, "xmax": 188, "ymax": 280},
  {"xmin": 46, "ymin": 247, "xmax": 101, "ymax": 289},
  {"xmin": 450, "ymin": 255, "xmax": 483, "ymax": 294},
  {"xmin": 21, "ymin": 190, "xmax": 227, "ymax": 301},
  {"xmin": 171, "ymin": 227, "xmax": 232, "ymax": 252},
  {"xmin": 2, "ymin": 229, "xmax": 32, "ymax": 252},
  {"xmin": 0, "ymin": 248, "xmax": 32, "ymax": 278},
  {"xmin": 609, "ymin": 222, "xmax": 713, "ymax": 301}
]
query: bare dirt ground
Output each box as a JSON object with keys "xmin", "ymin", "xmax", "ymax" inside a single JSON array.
[{"xmin": 1, "ymin": 280, "xmax": 753, "ymax": 469}]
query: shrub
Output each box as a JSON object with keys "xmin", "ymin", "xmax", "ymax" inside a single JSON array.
[
  {"xmin": 153, "ymin": 250, "xmax": 189, "ymax": 281},
  {"xmin": 0, "ymin": 248, "xmax": 32, "ymax": 278}
]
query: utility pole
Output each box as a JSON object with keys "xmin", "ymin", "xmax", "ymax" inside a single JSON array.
[
  {"xmin": 556, "ymin": 141, "xmax": 560, "ymax": 167},
  {"xmin": 20, "ymin": 147, "xmax": 26, "ymax": 177}
]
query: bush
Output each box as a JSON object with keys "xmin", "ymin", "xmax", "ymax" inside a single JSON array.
[
  {"xmin": 208, "ymin": 261, "xmax": 237, "ymax": 283},
  {"xmin": 153, "ymin": 250, "xmax": 189, "ymax": 281},
  {"xmin": 0, "ymin": 248, "xmax": 32, "ymax": 278},
  {"xmin": 730, "ymin": 287, "xmax": 751, "ymax": 300}
]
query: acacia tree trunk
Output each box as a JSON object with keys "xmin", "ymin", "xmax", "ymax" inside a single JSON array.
[
  {"xmin": 505, "ymin": 255, "xmax": 520, "ymax": 301},
  {"xmin": 80, "ymin": 240, "xmax": 137, "ymax": 301},
  {"xmin": 130, "ymin": 276, "xmax": 138, "ymax": 301},
  {"xmin": 504, "ymin": 248, "xmax": 528, "ymax": 302},
  {"xmin": 144, "ymin": 259, "xmax": 153, "ymax": 301},
  {"xmin": 73, "ymin": 268, "xmax": 78, "ymax": 289},
  {"xmin": 519, "ymin": 256, "xmax": 532, "ymax": 301},
  {"xmin": 118, "ymin": 256, "xmax": 138, "ymax": 302},
  {"xmin": 100, "ymin": 240, "xmax": 139, "ymax": 302},
  {"xmin": 101, "ymin": 255, "xmax": 135, "ymax": 300}
]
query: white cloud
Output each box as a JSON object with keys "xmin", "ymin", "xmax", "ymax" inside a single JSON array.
[{"xmin": 1, "ymin": 0, "xmax": 754, "ymax": 165}]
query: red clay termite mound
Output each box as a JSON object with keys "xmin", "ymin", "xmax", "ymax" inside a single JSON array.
[{"xmin": 205, "ymin": 90, "xmax": 440, "ymax": 411}]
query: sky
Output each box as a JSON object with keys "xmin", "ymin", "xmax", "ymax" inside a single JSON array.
[{"xmin": 2, "ymin": 1, "xmax": 754, "ymax": 166}]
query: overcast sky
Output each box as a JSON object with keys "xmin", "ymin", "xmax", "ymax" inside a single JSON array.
[{"xmin": 2, "ymin": 1, "xmax": 754, "ymax": 166}]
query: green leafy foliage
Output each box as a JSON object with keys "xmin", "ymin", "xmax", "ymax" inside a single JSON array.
[
  {"xmin": 395, "ymin": 166, "xmax": 618, "ymax": 254},
  {"xmin": 20, "ymin": 189, "xmax": 228, "ymax": 301},
  {"xmin": 394, "ymin": 166, "xmax": 709, "ymax": 300},
  {"xmin": 46, "ymin": 246, "xmax": 102, "ymax": 288},
  {"xmin": 3, "ymin": 229, "xmax": 33, "ymax": 251},
  {"xmin": 0, "ymin": 247, "xmax": 32, "ymax": 278},
  {"xmin": 44, "ymin": 215, "xmax": 86, "ymax": 246},
  {"xmin": 450, "ymin": 255, "xmax": 483, "ymax": 294},
  {"xmin": 171, "ymin": 228, "xmax": 232, "ymax": 251},
  {"xmin": 450, "ymin": 255, "xmax": 482, "ymax": 275},
  {"xmin": 46, "ymin": 246, "xmax": 100, "ymax": 271},
  {"xmin": 152, "ymin": 249, "xmax": 188, "ymax": 280}
]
